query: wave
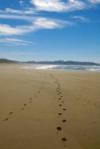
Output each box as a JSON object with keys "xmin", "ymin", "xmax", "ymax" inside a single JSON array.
[
  {"xmin": 22, "ymin": 65, "xmax": 57, "ymax": 70},
  {"xmin": 22, "ymin": 64, "xmax": 100, "ymax": 72}
]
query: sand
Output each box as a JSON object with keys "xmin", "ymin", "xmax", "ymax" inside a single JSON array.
[{"xmin": 0, "ymin": 64, "xmax": 100, "ymax": 149}]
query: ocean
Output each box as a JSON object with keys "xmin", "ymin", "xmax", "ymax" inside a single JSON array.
[{"xmin": 22, "ymin": 64, "xmax": 100, "ymax": 72}]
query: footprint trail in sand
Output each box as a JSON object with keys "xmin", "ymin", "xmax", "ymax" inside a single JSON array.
[
  {"xmin": 0, "ymin": 80, "xmax": 45, "ymax": 125},
  {"xmin": 50, "ymin": 73, "xmax": 68, "ymax": 147}
]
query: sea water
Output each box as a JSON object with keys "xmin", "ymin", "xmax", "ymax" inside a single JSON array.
[{"xmin": 22, "ymin": 64, "xmax": 100, "ymax": 72}]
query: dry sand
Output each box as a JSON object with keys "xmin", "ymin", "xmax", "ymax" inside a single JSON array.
[{"xmin": 0, "ymin": 64, "xmax": 100, "ymax": 149}]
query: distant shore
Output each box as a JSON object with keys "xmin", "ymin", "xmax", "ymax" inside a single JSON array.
[
  {"xmin": 0, "ymin": 63, "xmax": 100, "ymax": 72},
  {"xmin": 0, "ymin": 58, "xmax": 100, "ymax": 66}
]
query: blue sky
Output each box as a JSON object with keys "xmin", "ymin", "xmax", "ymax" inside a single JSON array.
[{"xmin": 0, "ymin": 0, "xmax": 100, "ymax": 62}]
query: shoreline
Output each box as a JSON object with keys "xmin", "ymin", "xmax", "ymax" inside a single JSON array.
[{"xmin": 1, "ymin": 63, "xmax": 100, "ymax": 73}]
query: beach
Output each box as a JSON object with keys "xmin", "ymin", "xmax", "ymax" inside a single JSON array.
[{"xmin": 0, "ymin": 64, "xmax": 100, "ymax": 149}]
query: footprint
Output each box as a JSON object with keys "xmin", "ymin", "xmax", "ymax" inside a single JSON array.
[
  {"xmin": 58, "ymin": 113, "xmax": 62, "ymax": 116},
  {"xmin": 62, "ymin": 108, "xmax": 67, "ymax": 111},
  {"xmin": 61, "ymin": 137, "xmax": 67, "ymax": 142},
  {"xmin": 29, "ymin": 98, "xmax": 32, "ymax": 100},
  {"xmin": 8, "ymin": 112, "xmax": 13, "ymax": 115},
  {"xmin": 60, "ymin": 95, "xmax": 63, "ymax": 98},
  {"xmin": 56, "ymin": 126, "xmax": 62, "ymax": 131},
  {"xmin": 21, "ymin": 108, "xmax": 24, "ymax": 111},
  {"xmin": 59, "ymin": 104, "xmax": 62, "ymax": 107},
  {"xmin": 3, "ymin": 118, "xmax": 8, "ymax": 121},
  {"xmin": 24, "ymin": 104, "xmax": 27, "ymax": 106},
  {"xmin": 62, "ymin": 119, "xmax": 67, "ymax": 123}
]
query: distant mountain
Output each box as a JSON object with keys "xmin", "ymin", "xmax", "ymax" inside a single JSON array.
[
  {"xmin": 0, "ymin": 59, "xmax": 17, "ymax": 63},
  {"xmin": 0, "ymin": 59, "xmax": 100, "ymax": 66},
  {"xmin": 26, "ymin": 60, "xmax": 100, "ymax": 66}
]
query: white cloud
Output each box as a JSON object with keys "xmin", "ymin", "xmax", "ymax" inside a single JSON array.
[
  {"xmin": 0, "ymin": 1, "xmax": 99, "ymax": 16},
  {"xmin": 0, "ymin": 0, "xmax": 99, "ymax": 16},
  {"xmin": 89, "ymin": 0, "xmax": 100, "ymax": 4},
  {"xmin": 31, "ymin": 0, "xmax": 86, "ymax": 12},
  {"xmin": 31, "ymin": 0, "xmax": 66, "ymax": 12},
  {"xmin": 0, "ymin": 17, "xmax": 71, "ymax": 35},
  {"xmin": 31, "ymin": 0, "xmax": 100, "ymax": 12},
  {"xmin": 71, "ymin": 16, "xmax": 89, "ymax": 22},
  {"xmin": 0, "ymin": 24, "xmax": 22, "ymax": 35},
  {"xmin": 0, "ymin": 8, "xmax": 36, "ymax": 15},
  {"xmin": 33, "ymin": 17, "xmax": 67, "ymax": 29},
  {"xmin": 0, "ymin": 38, "xmax": 33, "ymax": 45},
  {"xmin": 5, "ymin": 8, "xmax": 23, "ymax": 14},
  {"xmin": 0, "ymin": 24, "xmax": 34, "ymax": 35},
  {"xmin": 0, "ymin": 14, "xmax": 32, "ymax": 22}
]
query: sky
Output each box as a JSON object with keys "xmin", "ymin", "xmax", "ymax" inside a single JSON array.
[{"xmin": 0, "ymin": 0, "xmax": 100, "ymax": 62}]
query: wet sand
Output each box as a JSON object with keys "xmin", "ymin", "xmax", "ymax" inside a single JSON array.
[{"xmin": 0, "ymin": 64, "xmax": 100, "ymax": 149}]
